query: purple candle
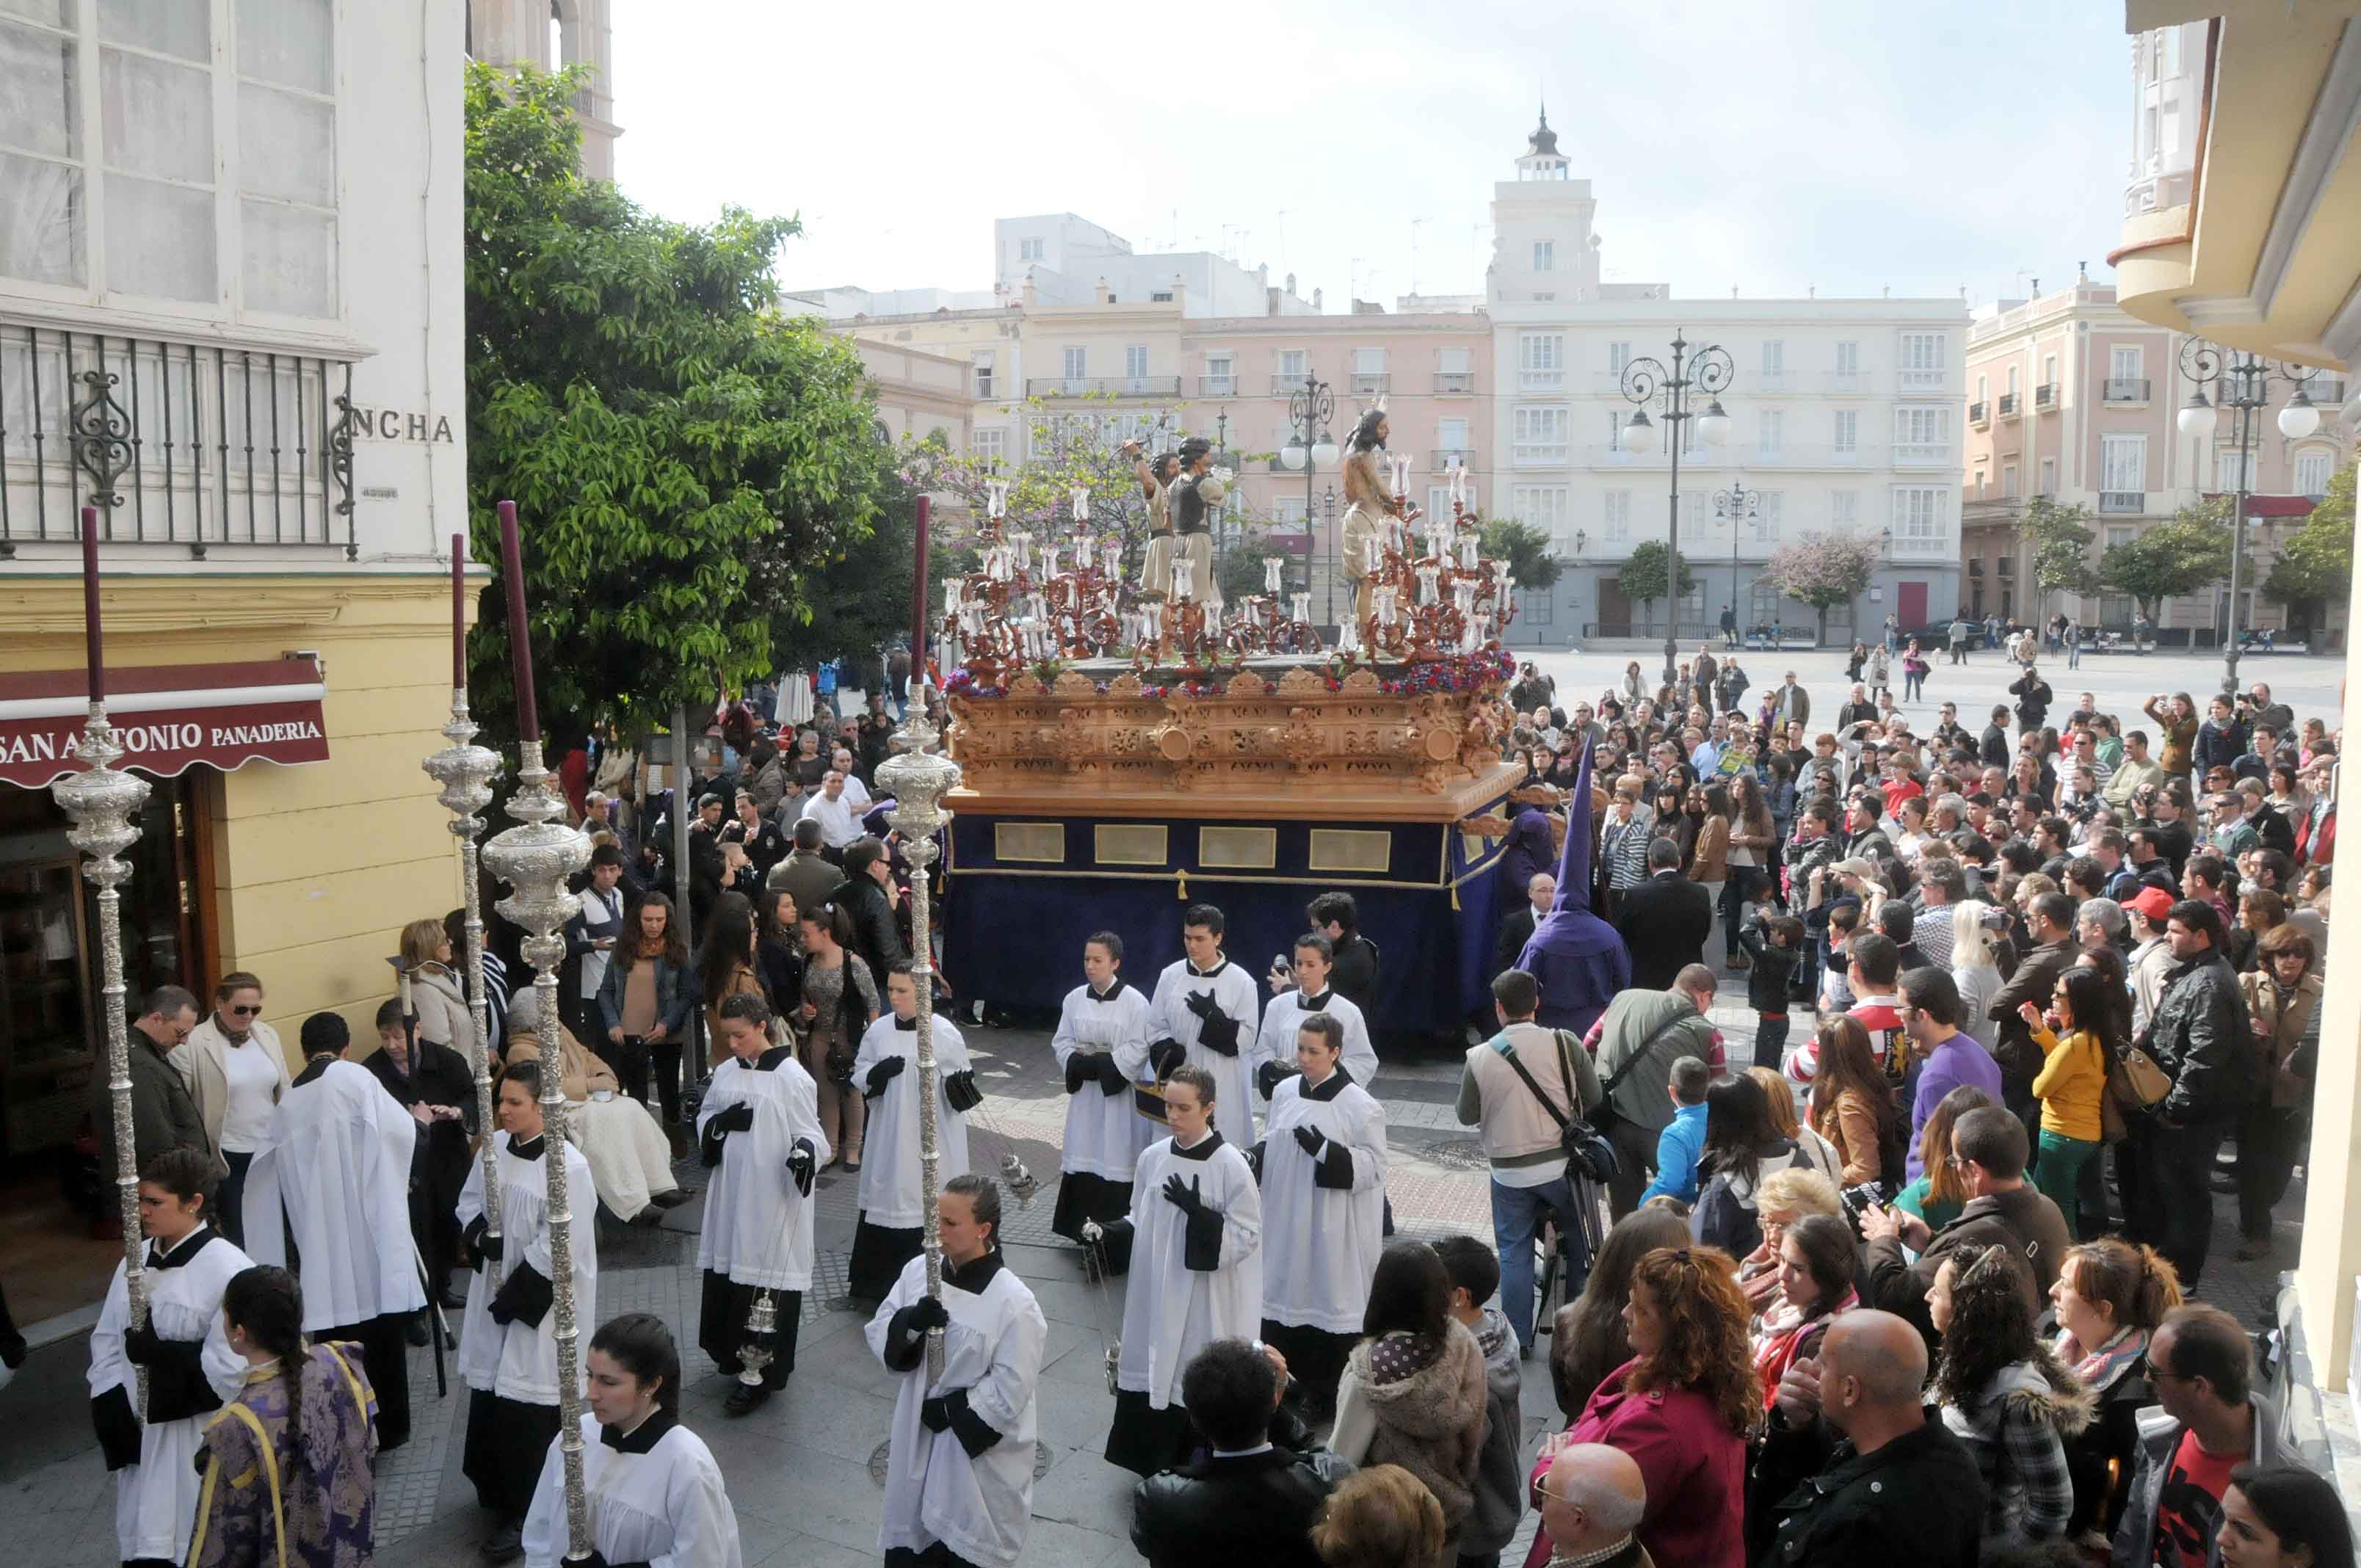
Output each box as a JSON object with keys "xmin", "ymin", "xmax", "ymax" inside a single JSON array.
[
  {"xmin": 911, "ymin": 494, "xmax": 932, "ymax": 684},
  {"xmin": 450, "ymin": 533, "xmax": 466, "ymax": 691},
  {"xmin": 496, "ymin": 501, "xmax": 538, "ymax": 743},
  {"xmin": 79, "ymin": 505, "xmax": 104, "ymax": 702}
]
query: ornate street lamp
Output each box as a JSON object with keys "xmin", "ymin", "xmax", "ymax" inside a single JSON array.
[
  {"xmin": 1280, "ymin": 372, "xmax": 1341, "ymax": 625},
  {"xmin": 1621, "ymin": 333, "xmax": 1733, "ymax": 683},
  {"xmin": 1713, "ymin": 478, "xmax": 1760, "ymax": 636},
  {"xmin": 2175, "ymin": 341, "xmax": 2321, "ymax": 697}
]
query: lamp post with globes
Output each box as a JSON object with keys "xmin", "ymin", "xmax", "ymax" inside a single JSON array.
[
  {"xmin": 1279, "ymin": 371, "xmax": 1342, "ymax": 625},
  {"xmin": 1713, "ymin": 478, "xmax": 1759, "ymax": 636},
  {"xmin": 1621, "ymin": 332, "xmax": 1734, "ymax": 685},
  {"xmin": 2174, "ymin": 341, "xmax": 2321, "ymax": 699}
]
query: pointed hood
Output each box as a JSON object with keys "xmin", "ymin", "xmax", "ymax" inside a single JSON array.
[{"xmin": 1525, "ymin": 744, "xmax": 1622, "ymax": 962}]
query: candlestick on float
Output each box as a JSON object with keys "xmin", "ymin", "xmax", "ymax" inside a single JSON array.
[
  {"xmin": 480, "ymin": 500, "xmax": 594, "ymax": 1562},
  {"xmin": 53, "ymin": 506, "xmax": 152, "ymax": 1412},
  {"xmin": 423, "ymin": 534, "xmax": 505, "ymax": 1249},
  {"xmin": 910, "ymin": 495, "xmax": 932, "ymax": 691},
  {"xmin": 877, "ymin": 707, "xmax": 962, "ymax": 1380}
]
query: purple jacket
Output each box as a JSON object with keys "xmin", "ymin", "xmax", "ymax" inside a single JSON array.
[{"xmin": 1907, "ymin": 1035, "xmax": 2003, "ymax": 1179}]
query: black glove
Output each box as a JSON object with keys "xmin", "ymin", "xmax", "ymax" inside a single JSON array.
[
  {"xmin": 920, "ymin": 1393, "xmax": 954, "ymax": 1433},
  {"xmin": 921, "ymin": 1387, "xmax": 1002, "ymax": 1457},
  {"xmin": 1183, "ymin": 990, "xmax": 1219, "ymax": 1024},
  {"xmin": 122, "ymin": 1318, "xmax": 164, "ymax": 1368},
  {"xmin": 711, "ymin": 1102, "xmax": 755, "ymax": 1134},
  {"xmin": 465, "ymin": 1213, "xmax": 503, "ymax": 1268},
  {"xmin": 905, "ymin": 1294, "xmax": 950, "ymax": 1333},
  {"xmin": 788, "ymin": 1138, "xmax": 816, "ymax": 1197},
  {"xmin": 1256, "ymin": 1059, "xmax": 1297, "ymax": 1100},
  {"xmin": 1095, "ymin": 1053, "xmax": 1131, "ymax": 1096},
  {"xmin": 1148, "ymin": 1039, "xmax": 1186, "ymax": 1078},
  {"xmin": 1063, "ymin": 1054, "xmax": 1092, "ymax": 1095},
  {"xmin": 1161, "ymin": 1172, "xmax": 1205, "ymax": 1219},
  {"xmin": 1246, "ymin": 1141, "xmax": 1266, "ymax": 1180},
  {"xmin": 1294, "ymin": 1125, "xmax": 1325, "ymax": 1158},
  {"xmin": 866, "ymin": 1056, "xmax": 907, "ymax": 1097}
]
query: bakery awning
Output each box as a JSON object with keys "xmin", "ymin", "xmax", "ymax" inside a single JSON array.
[{"xmin": 0, "ymin": 658, "xmax": 329, "ymax": 788}]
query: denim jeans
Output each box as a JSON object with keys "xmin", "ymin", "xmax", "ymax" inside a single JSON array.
[{"xmin": 1491, "ymin": 1172, "xmax": 1593, "ymax": 1350}]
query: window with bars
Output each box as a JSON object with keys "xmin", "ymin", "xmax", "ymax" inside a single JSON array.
[{"xmin": 0, "ymin": 0, "xmax": 340, "ymax": 317}]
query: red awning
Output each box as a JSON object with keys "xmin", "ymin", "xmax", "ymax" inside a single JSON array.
[
  {"xmin": 2201, "ymin": 492, "xmax": 2318, "ymax": 518},
  {"xmin": 0, "ymin": 658, "xmax": 329, "ymax": 788}
]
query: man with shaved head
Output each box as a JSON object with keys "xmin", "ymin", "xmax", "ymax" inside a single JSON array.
[
  {"xmin": 1752, "ymin": 1310, "xmax": 1987, "ymax": 1566},
  {"xmin": 1537, "ymin": 1442, "xmax": 1650, "ymax": 1567}
]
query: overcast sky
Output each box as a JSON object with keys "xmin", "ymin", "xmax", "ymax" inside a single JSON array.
[{"xmin": 612, "ymin": 1, "xmax": 2133, "ymax": 313}]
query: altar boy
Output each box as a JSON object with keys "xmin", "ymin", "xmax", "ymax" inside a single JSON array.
[
  {"xmin": 1148, "ymin": 904, "xmax": 1261, "ymax": 1148},
  {"xmin": 1254, "ymin": 932, "xmax": 1379, "ymax": 1109},
  {"xmin": 1050, "ymin": 932, "xmax": 1156, "ymax": 1243}
]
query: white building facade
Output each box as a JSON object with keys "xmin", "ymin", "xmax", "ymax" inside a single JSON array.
[{"xmin": 1484, "ymin": 119, "xmax": 1966, "ymax": 645}]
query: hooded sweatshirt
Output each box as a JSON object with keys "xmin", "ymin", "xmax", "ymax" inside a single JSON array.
[{"xmin": 1459, "ymin": 1306, "xmax": 1527, "ymax": 1558}]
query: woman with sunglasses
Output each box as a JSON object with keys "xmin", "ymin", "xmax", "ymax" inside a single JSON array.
[{"xmin": 179, "ymin": 972, "xmax": 289, "ymax": 1249}]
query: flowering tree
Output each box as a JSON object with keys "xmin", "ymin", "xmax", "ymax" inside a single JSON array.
[{"xmin": 1766, "ymin": 531, "xmax": 1882, "ymax": 645}]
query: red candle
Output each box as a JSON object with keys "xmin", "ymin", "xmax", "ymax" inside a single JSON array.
[
  {"xmin": 910, "ymin": 495, "xmax": 932, "ymax": 687},
  {"xmin": 79, "ymin": 505, "xmax": 104, "ymax": 703},
  {"xmin": 496, "ymin": 501, "xmax": 538, "ymax": 744},
  {"xmin": 450, "ymin": 533, "xmax": 466, "ymax": 691}
]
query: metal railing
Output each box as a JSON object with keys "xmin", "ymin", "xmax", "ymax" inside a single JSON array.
[
  {"xmin": 1433, "ymin": 372, "xmax": 1475, "ymax": 393},
  {"xmin": 1969, "ymin": 400, "xmax": 1989, "ymax": 425},
  {"xmin": 1197, "ymin": 376, "xmax": 1237, "ymax": 396},
  {"xmin": 2035, "ymin": 383, "xmax": 2058, "ymax": 410},
  {"xmin": 2103, "ymin": 378, "xmax": 2150, "ymax": 402},
  {"xmin": 1, "ymin": 324, "xmax": 357, "ymax": 559},
  {"xmin": 2098, "ymin": 491, "xmax": 2145, "ymax": 512},
  {"xmin": 1023, "ymin": 376, "xmax": 1183, "ymax": 398},
  {"xmin": 1349, "ymin": 373, "xmax": 1391, "ymax": 395},
  {"xmin": 1998, "ymin": 392, "xmax": 2020, "ymax": 417},
  {"xmin": 1430, "ymin": 448, "xmax": 1478, "ymax": 470}
]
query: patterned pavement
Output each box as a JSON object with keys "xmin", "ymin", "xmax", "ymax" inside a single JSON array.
[{"xmin": 0, "ymin": 966, "xmax": 2313, "ymax": 1567}]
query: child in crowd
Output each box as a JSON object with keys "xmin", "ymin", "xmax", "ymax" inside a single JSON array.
[
  {"xmin": 1738, "ymin": 912, "xmax": 1805, "ymax": 1073},
  {"xmin": 1433, "ymin": 1235, "xmax": 1522, "ymax": 1568}
]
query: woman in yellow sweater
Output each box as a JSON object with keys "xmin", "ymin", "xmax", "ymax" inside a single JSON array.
[{"xmin": 2017, "ymin": 966, "xmax": 2117, "ymax": 1238}]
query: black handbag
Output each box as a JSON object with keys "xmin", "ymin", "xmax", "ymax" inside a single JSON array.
[{"xmin": 1497, "ymin": 1029, "xmax": 1620, "ymax": 1186}]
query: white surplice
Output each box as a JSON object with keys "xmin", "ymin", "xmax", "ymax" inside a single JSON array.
[
  {"xmin": 852, "ymin": 1015, "xmax": 974, "ymax": 1229},
  {"xmin": 1252, "ymin": 987, "xmax": 1379, "ymax": 1111},
  {"xmin": 1147, "ymin": 958, "xmax": 1261, "ymax": 1147},
  {"xmin": 86, "ymin": 1226, "xmax": 252, "ymax": 1564},
  {"xmin": 455, "ymin": 1131, "xmax": 599, "ymax": 1405},
  {"xmin": 240, "ymin": 1056, "xmax": 427, "ymax": 1328},
  {"xmin": 695, "ymin": 1046, "xmax": 830, "ymax": 1290},
  {"xmin": 1114, "ymin": 1131, "xmax": 1262, "ymax": 1409},
  {"xmin": 866, "ymin": 1253, "xmax": 1048, "ymax": 1568},
  {"xmin": 1258, "ymin": 1067, "xmax": 1388, "ymax": 1333},
  {"xmin": 1051, "ymin": 979, "xmax": 1156, "ymax": 1180},
  {"xmin": 522, "ymin": 1411, "xmax": 742, "ymax": 1568}
]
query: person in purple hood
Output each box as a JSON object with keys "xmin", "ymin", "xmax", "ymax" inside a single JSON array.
[{"xmin": 1515, "ymin": 747, "xmax": 1633, "ymax": 1036}]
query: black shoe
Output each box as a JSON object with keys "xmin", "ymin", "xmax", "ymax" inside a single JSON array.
[
  {"xmin": 482, "ymin": 1519, "xmax": 524, "ymax": 1562},
  {"xmin": 651, "ymin": 1186, "xmax": 696, "ymax": 1209},
  {"xmin": 440, "ymin": 1286, "xmax": 469, "ymax": 1311},
  {"xmin": 723, "ymin": 1382, "xmax": 772, "ymax": 1417},
  {"xmin": 406, "ymin": 1313, "xmax": 431, "ymax": 1348}
]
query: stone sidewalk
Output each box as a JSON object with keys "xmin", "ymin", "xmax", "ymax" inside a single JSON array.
[{"xmin": 0, "ymin": 983, "xmax": 2308, "ymax": 1567}]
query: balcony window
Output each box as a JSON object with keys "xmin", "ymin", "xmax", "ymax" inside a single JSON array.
[
  {"xmin": 1833, "ymin": 409, "xmax": 1858, "ymax": 457},
  {"xmin": 1898, "ymin": 332, "xmax": 1946, "ymax": 389},
  {"xmin": 1435, "ymin": 345, "xmax": 1472, "ymax": 393},
  {"xmin": 1603, "ymin": 489, "xmax": 1630, "ymax": 542},
  {"xmin": 1512, "ymin": 405, "xmax": 1567, "ymax": 465},
  {"xmin": 1062, "ymin": 346, "xmax": 1086, "ymax": 380},
  {"xmin": 1892, "ymin": 485, "xmax": 1944, "ymax": 545},
  {"xmin": 1893, "ymin": 406, "xmax": 1950, "ymax": 463},
  {"xmin": 1351, "ymin": 346, "xmax": 1387, "ymax": 396},
  {"xmin": 1834, "ymin": 340, "xmax": 1861, "ymax": 380},
  {"xmin": 1518, "ymin": 331, "xmax": 1564, "ymax": 390},
  {"xmin": 1532, "ymin": 239, "xmax": 1553, "ymax": 272},
  {"xmin": 1200, "ymin": 355, "xmax": 1233, "ymax": 397},
  {"xmin": 1762, "ymin": 340, "xmax": 1785, "ymax": 378},
  {"xmin": 2100, "ymin": 433, "xmax": 2146, "ymax": 510},
  {"xmin": 971, "ymin": 351, "xmax": 994, "ymax": 399},
  {"xmin": 1757, "ymin": 410, "xmax": 1783, "ymax": 457}
]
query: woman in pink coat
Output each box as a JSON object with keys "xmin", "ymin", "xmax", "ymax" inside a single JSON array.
[{"xmin": 1524, "ymin": 1245, "xmax": 1760, "ymax": 1568}]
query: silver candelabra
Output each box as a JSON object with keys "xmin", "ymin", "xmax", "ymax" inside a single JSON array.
[
  {"xmin": 423, "ymin": 690, "xmax": 505, "ymax": 1244},
  {"xmin": 875, "ymin": 688, "xmax": 962, "ymax": 1379},
  {"xmin": 53, "ymin": 704, "xmax": 151, "ymax": 1410},
  {"xmin": 481, "ymin": 738, "xmax": 592, "ymax": 1560}
]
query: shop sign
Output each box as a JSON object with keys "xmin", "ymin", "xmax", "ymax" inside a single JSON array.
[{"xmin": 0, "ymin": 661, "xmax": 330, "ymax": 788}]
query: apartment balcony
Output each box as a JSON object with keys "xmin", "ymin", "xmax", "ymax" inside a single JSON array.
[
  {"xmin": 1197, "ymin": 376, "xmax": 1238, "ymax": 397},
  {"xmin": 1898, "ymin": 369, "xmax": 1948, "ymax": 391},
  {"xmin": 1349, "ymin": 373, "xmax": 1391, "ymax": 396},
  {"xmin": 1269, "ymin": 373, "xmax": 1313, "ymax": 396},
  {"xmin": 1892, "ymin": 442, "xmax": 1956, "ymax": 468},
  {"xmin": 1432, "ymin": 372, "xmax": 1476, "ymax": 394},
  {"xmin": 2103, "ymin": 378, "xmax": 2151, "ymax": 404},
  {"xmin": 0, "ymin": 324, "xmax": 360, "ymax": 559},
  {"xmin": 1026, "ymin": 376, "xmax": 1183, "ymax": 399},
  {"xmin": 1517, "ymin": 369, "xmax": 1566, "ymax": 391},
  {"xmin": 2035, "ymin": 383, "xmax": 2059, "ymax": 411},
  {"xmin": 1890, "ymin": 532, "xmax": 1956, "ymax": 562},
  {"xmin": 1512, "ymin": 443, "xmax": 1570, "ymax": 467},
  {"xmin": 1969, "ymin": 400, "xmax": 1990, "ymax": 428},
  {"xmin": 2098, "ymin": 490, "xmax": 2147, "ymax": 513},
  {"xmin": 1430, "ymin": 449, "xmax": 1479, "ymax": 471},
  {"xmin": 1998, "ymin": 392, "xmax": 2020, "ymax": 418}
]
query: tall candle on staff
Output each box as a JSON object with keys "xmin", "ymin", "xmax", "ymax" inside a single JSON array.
[
  {"xmin": 496, "ymin": 500, "xmax": 538, "ymax": 742},
  {"xmin": 910, "ymin": 495, "xmax": 932, "ymax": 690}
]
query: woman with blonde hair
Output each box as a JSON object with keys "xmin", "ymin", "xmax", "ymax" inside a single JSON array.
[
  {"xmin": 2052, "ymin": 1237, "xmax": 2181, "ymax": 1537},
  {"xmin": 1733, "ymin": 1164, "xmax": 1841, "ymax": 1309},
  {"xmin": 400, "ymin": 915, "xmax": 471, "ymax": 1055},
  {"xmin": 1310, "ymin": 1463, "xmax": 1446, "ymax": 1568},
  {"xmin": 1532, "ymin": 1246, "xmax": 1758, "ymax": 1567},
  {"xmin": 1949, "ymin": 900, "xmax": 2003, "ymax": 1053}
]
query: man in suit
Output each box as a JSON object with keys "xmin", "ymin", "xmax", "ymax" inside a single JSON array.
[
  {"xmin": 1614, "ymin": 839, "xmax": 1715, "ymax": 991},
  {"xmin": 1771, "ymin": 670, "xmax": 1811, "ymax": 730},
  {"xmin": 1493, "ymin": 869, "xmax": 1556, "ymax": 981}
]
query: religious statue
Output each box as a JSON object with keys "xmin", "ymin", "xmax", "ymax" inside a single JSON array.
[
  {"xmin": 1338, "ymin": 406, "xmax": 1412, "ymax": 619},
  {"xmin": 1124, "ymin": 440, "xmax": 1180, "ymax": 599}
]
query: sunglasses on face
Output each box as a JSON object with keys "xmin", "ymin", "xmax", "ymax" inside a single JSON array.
[{"xmin": 228, "ymin": 1004, "xmax": 261, "ymax": 1017}]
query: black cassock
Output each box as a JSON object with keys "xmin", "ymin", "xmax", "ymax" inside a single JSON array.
[{"xmin": 362, "ymin": 1039, "xmax": 477, "ymax": 1296}]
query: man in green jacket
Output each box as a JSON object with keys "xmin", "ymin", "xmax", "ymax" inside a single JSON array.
[
  {"xmin": 92, "ymin": 984, "xmax": 209, "ymax": 1177},
  {"xmin": 1585, "ymin": 965, "xmax": 1721, "ymax": 1218}
]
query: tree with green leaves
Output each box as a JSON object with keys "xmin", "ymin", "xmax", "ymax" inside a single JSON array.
[
  {"xmin": 1765, "ymin": 531, "xmax": 1882, "ymax": 645},
  {"xmin": 2262, "ymin": 464, "xmax": 2354, "ymax": 641},
  {"xmin": 1478, "ymin": 518, "xmax": 1567, "ymax": 594},
  {"xmin": 463, "ymin": 61, "xmax": 891, "ymax": 741},
  {"xmin": 2100, "ymin": 496, "xmax": 2234, "ymax": 625},
  {"xmin": 2022, "ymin": 497, "xmax": 2100, "ymax": 620},
  {"xmin": 1617, "ymin": 540, "xmax": 1696, "ymax": 630}
]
